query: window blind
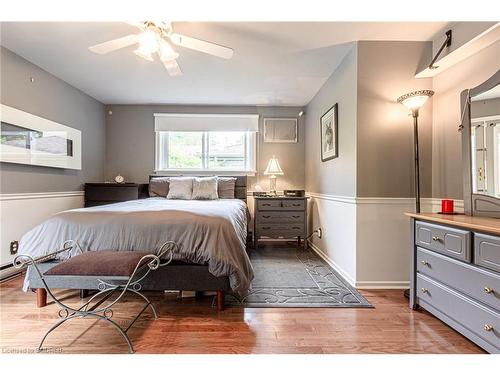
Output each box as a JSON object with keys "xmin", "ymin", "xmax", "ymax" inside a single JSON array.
[{"xmin": 154, "ymin": 113, "xmax": 259, "ymax": 132}]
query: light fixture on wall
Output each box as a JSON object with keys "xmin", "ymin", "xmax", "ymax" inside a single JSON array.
[
  {"xmin": 264, "ymin": 155, "xmax": 284, "ymax": 195},
  {"xmin": 397, "ymin": 90, "xmax": 434, "ymax": 213}
]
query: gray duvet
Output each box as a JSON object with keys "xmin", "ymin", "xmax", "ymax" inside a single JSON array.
[{"xmin": 20, "ymin": 198, "xmax": 254, "ymax": 294}]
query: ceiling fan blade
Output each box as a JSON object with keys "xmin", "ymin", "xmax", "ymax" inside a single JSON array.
[
  {"xmin": 89, "ymin": 34, "xmax": 139, "ymax": 54},
  {"xmin": 125, "ymin": 21, "xmax": 146, "ymax": 29},
  {"xmin": 162, "ymin": 59, "xmax": 183, "ymax": 76},
  {"xmin": 169, "ymin": 33, "xmax": 233, "ymax": 59}
]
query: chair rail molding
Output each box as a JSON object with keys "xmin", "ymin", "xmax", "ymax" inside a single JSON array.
[{"xmin": 0, "ymin": 191, "xmax": 84, "ymax": 201}]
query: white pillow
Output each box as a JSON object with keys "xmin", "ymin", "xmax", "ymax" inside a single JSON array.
[
  {"xmin": 192, "ymin": 177, "xmax": 219, "ymax": 200},
  {"xmin": 167, "ymin": 177, "xmax": 194, "ymax": 199}
]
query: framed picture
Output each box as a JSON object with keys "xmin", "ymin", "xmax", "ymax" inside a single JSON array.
[
  {"xmin": 0, "ymin": 104, "xmax": 81, "ymax": 170},
  {"xmin": 320, "ymin": 103, "xmax": 338, "ymax": 161},
  {"xmin": 263, "ymin": 118, "xmax": 298, "ymax": 143}
]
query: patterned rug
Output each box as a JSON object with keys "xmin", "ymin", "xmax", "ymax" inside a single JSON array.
[{"xmin": 225, "ymin": 245, "xmax": 372, "ymax": 308}]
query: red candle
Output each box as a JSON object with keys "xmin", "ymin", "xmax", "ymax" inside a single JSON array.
[{"xmin": 441, "ymin": 199, "xmax": 454, "ymax": 214}]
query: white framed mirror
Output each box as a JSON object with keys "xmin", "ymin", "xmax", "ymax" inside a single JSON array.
[{"xmin": 462, "ymin": 70, "xmax": 500, "ymax": 218}]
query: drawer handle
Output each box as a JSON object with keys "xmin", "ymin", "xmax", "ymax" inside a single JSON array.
[
  {"xmin": 262, "ymin": 226, "xmax": 272, "ymax": 230},
  {"xmin": 421, "ymin": 288, "xmax": 428, "ymax": 294},
  {"xmin": 484, "ymin": 324, "xmax": 493, "ymax": 332},
  {"xmin": 262, "ymin": 204, "xmax": 271, "ymax": 206},
  {"xmin": 432, "ymin": 236, "xmax": 442, "ymax": 242},
  {"xmin": 292, "ymin": 215, "xmax": 300, "ymax": 218},
  {"xmin": 292, "ymin": 204, "xmax": 301, "ymax": 206},
  {"xmin": 421, "ymin": 260, "xmax": 429, "ymax": 266},
  {"xmin": 262, "ymin": 215, "xmax": 271, "ymax": 218},
  {"xmin": 292, "ymin": 227, "xmax": 300, "ymax": 230},
  {"xmin": 484, "ymin": 287, "xmax": 494, "ymax": 294}
]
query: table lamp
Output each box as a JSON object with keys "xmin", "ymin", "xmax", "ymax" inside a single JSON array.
[{"xmin": 264, "ymin": 155, "xmax": 284, "ymax": 195}]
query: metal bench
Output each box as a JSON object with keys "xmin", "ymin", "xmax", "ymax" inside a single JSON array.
[{"xmin": 13, "ymin": 240, "xmax": 176, "ymax": 353}]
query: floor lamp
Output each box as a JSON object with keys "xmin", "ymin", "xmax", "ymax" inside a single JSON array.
[
  {"xmin": 398, "ymin": 90, "xmax": 433, "ymax": 300},
  {"xmin": 397, "ymin": 90, "xmax": 434, "ymax": 213}
]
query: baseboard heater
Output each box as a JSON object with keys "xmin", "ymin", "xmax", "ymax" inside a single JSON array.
[{"xmin": 0, "ymin": 263, "xmax": 23, "ymax": 282}]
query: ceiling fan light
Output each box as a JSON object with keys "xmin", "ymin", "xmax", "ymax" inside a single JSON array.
[
  {"xmin": 162, "ymin": 59, "xmax": 182, "ymax": 76},
  {"xmin": 133, "ymin": 47, "xmax": 154, "ymax": 62},
  {"xmin": 137, "ymin": 29, "xmax": 159, "ymax": 53},
  {"xmin": 159, "ymin": 39, "xmax": 179, "ymax": 62}
]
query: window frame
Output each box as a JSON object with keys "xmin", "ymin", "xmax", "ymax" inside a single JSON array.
[{"xmin": 155, "ymin": 130, "xmax": 257, "ymax": 175}]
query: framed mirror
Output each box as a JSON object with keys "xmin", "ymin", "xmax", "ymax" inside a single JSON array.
[{"xmin": 461, "ymin": 70, "xmax": 500, "ymax": 218}]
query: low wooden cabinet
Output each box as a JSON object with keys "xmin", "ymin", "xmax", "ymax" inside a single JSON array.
[
  {"xmin": 84, "ymin": 183, "xmax": 146, "ymax": 207},
  {"xmin": 407, "ymin": 213, "xmax": 500, "ymax": 353},
  {"xmin": 253, "ymin": 196, "xmax": 308, "ymax": 249}
]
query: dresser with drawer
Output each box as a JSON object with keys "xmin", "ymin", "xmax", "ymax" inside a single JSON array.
[
  {"xmin": 407, "ymin": 213, "xmax": 500, "ymax": 353},
  {"xmin": 84, "ymin": 183, "xmax": 148, "ymax": 207},
  {"xmin": 253, "ymin": 196, "xmax": 308, "ymax": 249}
]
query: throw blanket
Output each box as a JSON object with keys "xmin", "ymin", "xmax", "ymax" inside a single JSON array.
[{"xmin": 20, "ymin": 198, "xmax": 254, "ymax": 294}]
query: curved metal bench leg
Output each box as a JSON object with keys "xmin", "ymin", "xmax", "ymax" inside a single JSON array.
[
  {"xmin": 127, "ymin": 289, "xmax": 158, "ymax": 319},
  {"xmin": 102, "ymin": 317, "xmax": 134, "ymax": 354},
  {"xmin": 37, "ymin": 315, "xmax": 78, "ymax": 352}
]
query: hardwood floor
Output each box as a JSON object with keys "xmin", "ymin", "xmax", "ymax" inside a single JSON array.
[{"xmin": 0, "ymin": 275, "xmax": 485, "ymax": 354}]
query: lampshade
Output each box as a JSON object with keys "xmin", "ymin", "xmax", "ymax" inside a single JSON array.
[
  {"xmin": 264, "ymin": 155, "xmax": 284, "ymax": 176},
  {"xmin": 133, "ymin": 47, "xmax": 154, "ymax": 61},
  {"xmin": 138, "ymin": 29, "xmax": 159, "ymax": 54},
  {"xmin": 159, "ymin": 39, "xmax": 179, "ymax": 62},
  {"xmin": 397, "ymin": 90, "xmax": 434, "ymax": 111},
  {"xmin": 134, "ymin": 29, "xmax": 158, "ymax": 62}
]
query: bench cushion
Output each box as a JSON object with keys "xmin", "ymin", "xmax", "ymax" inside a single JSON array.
[{"xmin": 44, "ymin": 250, "xmax": 152, "ymax": 277}]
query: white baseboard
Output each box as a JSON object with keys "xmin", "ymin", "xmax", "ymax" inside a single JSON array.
[
  {"xmin": 355, "ymin": 281, "xmax": 409, "ymax": 289},
  {"xmin": 309, "ymin": 241, "xmax": 409, "ymax": 289},
  {"xmin": 308, "ymin": 241, "xmax": 356, "ymax": 287}
]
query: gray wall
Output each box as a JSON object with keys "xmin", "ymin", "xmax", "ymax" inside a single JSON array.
[
  {"xmin": 471, "ymin": 97, "xmax": 500, "ymax": 118},
  {"xmin": 0, "ymin": 47, "xmax": 106, "ymax": 193},
  {"xmin": 304, "ymin": 43, "xmax": 358, "ymax": 196},
  {"xmin": 105, "ymin": 105, "xmax": 305, "ymax": 191},
  {"xmin": 432, "ymin": 41, "xmax": 500, "ymax": 199},
  {"xmin": 356, "ymin": 41, "xmax": 433, "ymax": 198}
]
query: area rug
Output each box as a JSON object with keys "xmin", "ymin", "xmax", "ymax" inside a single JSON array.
[{"xmin": 225, "ymin": 246, "xmax": 372, "ymax": 308}]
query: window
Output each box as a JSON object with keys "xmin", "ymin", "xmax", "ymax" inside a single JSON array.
[{"xmin": 156, "ymin": 131, "xmax": 256, "ymax": 172}]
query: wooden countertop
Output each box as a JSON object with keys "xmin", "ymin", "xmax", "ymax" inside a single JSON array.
[{"xmin": 405, "ymin": 212, "xmax": 500, "ymax": 236}]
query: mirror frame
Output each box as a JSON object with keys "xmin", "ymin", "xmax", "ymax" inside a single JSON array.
[{"xmin": 461, "ymin": 69, "xmax": 500, "ymax": 218}]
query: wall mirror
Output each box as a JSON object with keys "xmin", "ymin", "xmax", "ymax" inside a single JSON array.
[{"xmin": 462, "ymin": 70, "xmax": 500, "ymax": 218}]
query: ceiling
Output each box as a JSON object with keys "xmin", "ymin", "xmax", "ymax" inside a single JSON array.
[{"xmin": 0, "ymin": 22, "xmax": 448, "ymax": 106}]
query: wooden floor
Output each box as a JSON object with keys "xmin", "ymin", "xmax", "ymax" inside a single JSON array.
[{"xmin": 0, "ymin": 275, "xmax": 485, "ymax": 354}]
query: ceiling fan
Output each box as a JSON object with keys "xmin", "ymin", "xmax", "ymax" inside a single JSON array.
[{"xmin": 88, "ymin": 21, "xmax": 234, "ymax": 76}]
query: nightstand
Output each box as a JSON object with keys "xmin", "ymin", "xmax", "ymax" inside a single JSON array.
[
  {"xmin": 84, "ymin": 183, "xmax": 147, "ymax": 207},
  {"xmin": 253, "ymin": 196, "xmax": 308, "ymax": 249}
]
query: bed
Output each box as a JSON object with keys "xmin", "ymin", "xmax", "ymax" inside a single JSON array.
[{"xmin": 20, "ymin": 175, "xmax": 253, "ymax": 310}]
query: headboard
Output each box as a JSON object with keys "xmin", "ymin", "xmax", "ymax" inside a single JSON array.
[{"xmin": 147, "ymin": 175, "xmax": 248, "ymax": 202}]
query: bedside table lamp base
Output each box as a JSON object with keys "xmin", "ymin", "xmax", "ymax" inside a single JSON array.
[{"xmin": 269, "ymin": 175, "xmax": 277, "ymax": 195}]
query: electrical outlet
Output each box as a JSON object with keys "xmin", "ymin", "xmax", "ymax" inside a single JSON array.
[
  {"xmin": 10, "ymin": 241, "xmax": 19, "ymax": 255},
  {"xmin": 317, "ymin": 228, "xmax": 322, "ymax": 239}
]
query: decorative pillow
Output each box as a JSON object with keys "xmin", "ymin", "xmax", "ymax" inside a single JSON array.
[
  {"xmin": 217, "ymin": 177, "xmax": 236, "ymax": 199},
  {"xmin": 192, "ymin": 177, "xmax": 219, "ymax": 200},
  {"xmin": 149, "ymin": 177, "xmax": 170, "ymax": 197},
  {"xmin": 166, "ymin": 177, "xmax": 194, "ymax": 200}
]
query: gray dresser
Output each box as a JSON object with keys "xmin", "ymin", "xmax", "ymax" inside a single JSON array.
[
  {"xmin": 253, "ymin": 196, "xmax": 308, "ymax": 249},
  {"xmin": 408, "ymin": 213, "xmax": 500, "ymax": 353}
]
